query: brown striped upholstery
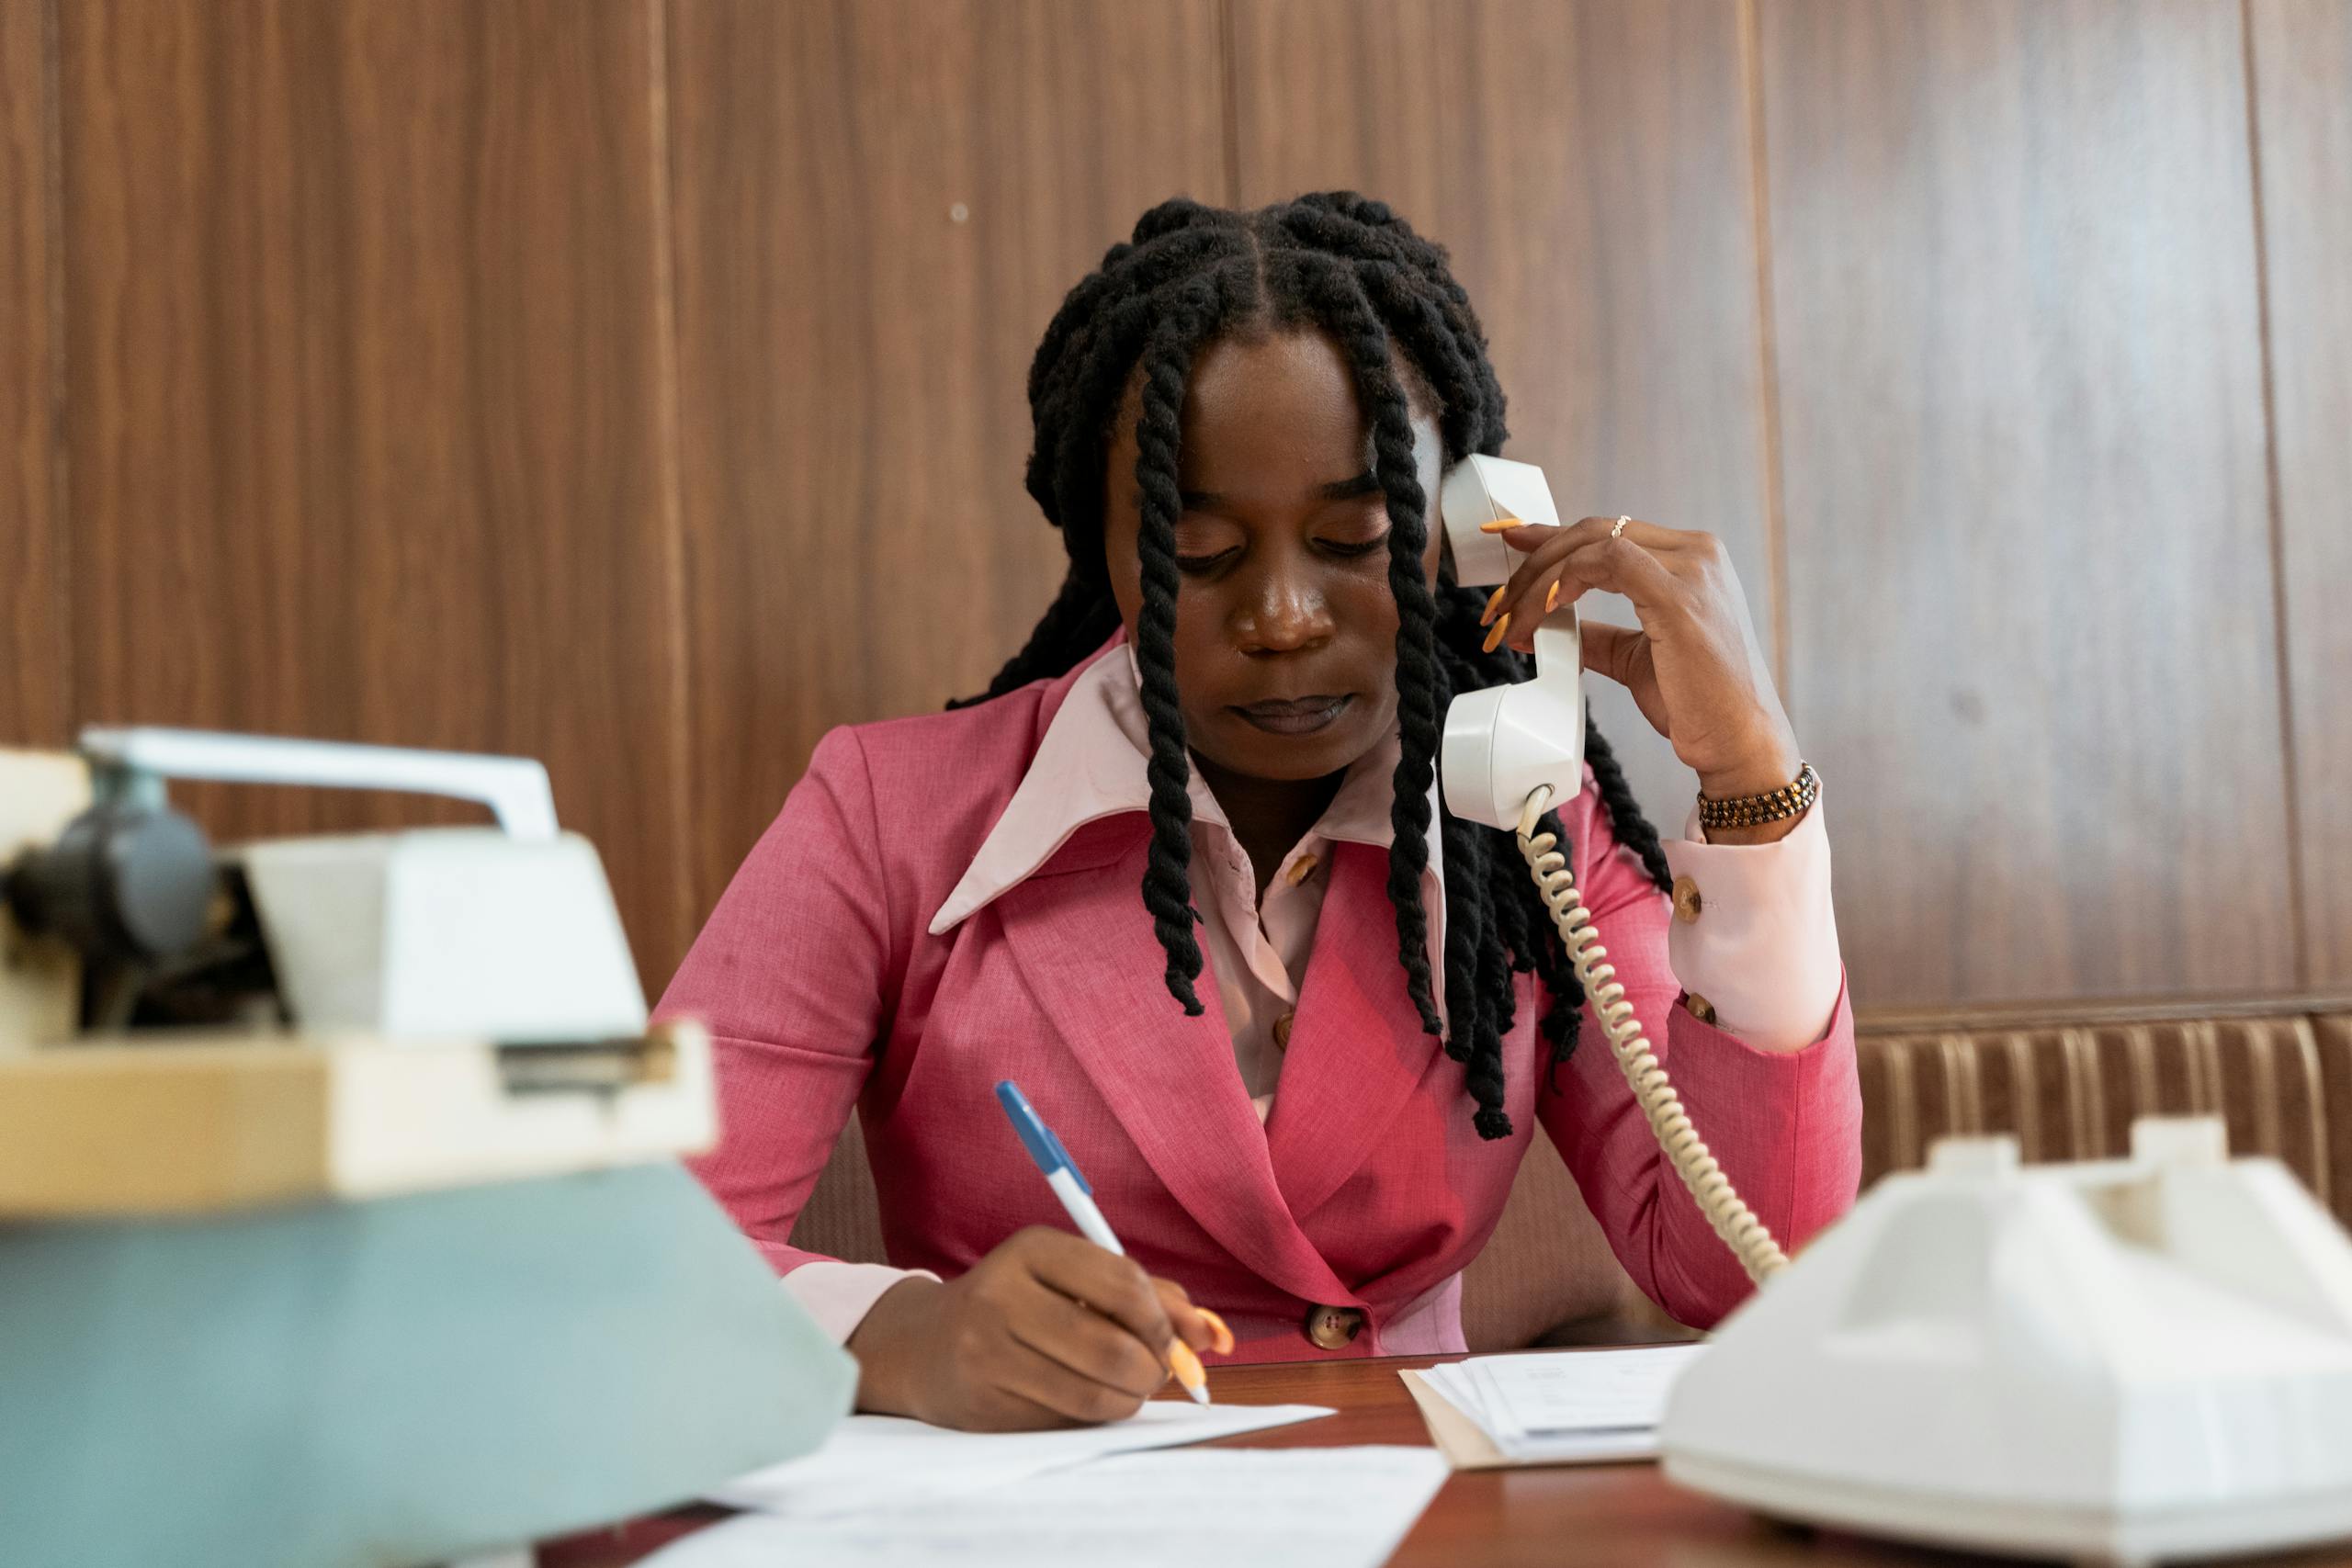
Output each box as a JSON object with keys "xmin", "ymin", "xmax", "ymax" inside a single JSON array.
[
  {"xmin": 1859, "ymin": 999, "xmax": 2352, "ymax": 1229},
  {"xmin": 786, "ymin": 997, "xmax": 2352, "ymax": 1354},
  {"xmin": 2324, "ymin": 1015, "xmax": 2352, "ymax": 1225}
]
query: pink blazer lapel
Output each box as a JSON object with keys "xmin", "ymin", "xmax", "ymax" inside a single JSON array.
[
  {"xmin": 1263, "ymin": 840, "xmax": 1451, "ymax": 1218},
  {"xmin": 995, "ymin": 823, "xmax": 1362, "ymax": 1310}
]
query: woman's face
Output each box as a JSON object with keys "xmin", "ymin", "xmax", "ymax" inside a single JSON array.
[{"xmin": 1102, "ymin": 329, "xmax": 1446, "ymax": 784}]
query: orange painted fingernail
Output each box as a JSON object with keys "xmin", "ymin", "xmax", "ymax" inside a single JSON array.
[
  {"xmin": 1483, "ymin": 612, "xmax": 1510, "ymax": 653},
  {"xmin": 1481, "ymin": 584, "xmax": 1507, "ymax": 624},
  {"xmin": 1196, "ymin": 1308, "xmax": 1235, "ymax": 1357},
  {"xmin": 1544, "ymin": 581, "xmax": 1561, "ymax": 613},
  {"xmin": 1477, "ymin": 517, "xmax": 1521, "ymax": 534}
]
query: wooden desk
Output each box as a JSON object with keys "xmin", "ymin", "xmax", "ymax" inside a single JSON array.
[{"xmin": 540, "ymin": 1352, "xmax": 2352, "ymax": 1567}]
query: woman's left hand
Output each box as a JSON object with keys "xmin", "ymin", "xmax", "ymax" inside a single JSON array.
[{"xmin": 1479, "ymin": 515, "xmax": 1802, "ymax": 820}]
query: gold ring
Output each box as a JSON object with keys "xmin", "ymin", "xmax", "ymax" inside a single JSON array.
[{"xmin": 1611, "ymin": 515, "xmax": 1632, "ymax": 539}]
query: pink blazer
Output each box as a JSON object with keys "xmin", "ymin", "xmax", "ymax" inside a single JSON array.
[{"xmin": 658, "ymin": 658, "xmax": 1862, "ymax": 1363}]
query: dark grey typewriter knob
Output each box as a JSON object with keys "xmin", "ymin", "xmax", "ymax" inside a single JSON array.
[{"xmin": 5, "ymin": 802, "xmax": 215, "ymax": 964}]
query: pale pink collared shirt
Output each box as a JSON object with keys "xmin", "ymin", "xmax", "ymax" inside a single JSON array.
[{"xmin": 789, "ymin": 642, "xmax": 1843, "ymax": 1339}]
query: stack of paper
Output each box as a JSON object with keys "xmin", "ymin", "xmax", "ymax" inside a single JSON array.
[{"xmin": 1402, "ymin": 1343, "xmax": 1705, "ymax": 1468}]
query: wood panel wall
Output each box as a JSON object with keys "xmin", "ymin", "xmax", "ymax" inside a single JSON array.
[
  {"xmin": 4, "ymin": 0, "xmax": 2345, "ymax": 1010},
  {"xmin": 1761, "ymin": 0, "xmax": 2294, "ymax": 1000},
  {"xmin": 46, "ymin": 0, "xmax": 694, "ymax": 986},
  {"xmin": 2, "ymin": 0, "xmax": 65, "ymax": 747},
  {"xmin": 2252, "ymin": 0, "xmax": 2352, "ymax": 987}
]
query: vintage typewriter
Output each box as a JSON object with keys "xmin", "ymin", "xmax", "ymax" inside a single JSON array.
[{"xmin": 0, "ymin": 729, "xmax": 849, "ymax": 1568}]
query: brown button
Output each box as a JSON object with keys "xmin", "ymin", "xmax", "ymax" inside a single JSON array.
[
  {"xmin": 1303, "ymin": 1303, "xmax": 1365, "ymax": 1351},
  {"xmin": 1671, "ymin": 874, "xmax": 1703, "ymax": 924},
  {"xmin": 1684, "ymin": 990, "xmax": 1717, "ymax": 1025},
  {"xmin": 1272, "ymin": 1010, "xmax": 1296, "ymax": 1049}
]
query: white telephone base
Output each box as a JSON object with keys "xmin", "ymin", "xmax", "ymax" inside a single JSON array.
[{"xmin": 1659, "ymin": 1117, "xmax": 2352, "ymax": 1566}]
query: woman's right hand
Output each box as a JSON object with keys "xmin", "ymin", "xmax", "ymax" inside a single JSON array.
[{"xmin": 844, "ymin": 1226, "xmax": 1226, "ymax": 1431}]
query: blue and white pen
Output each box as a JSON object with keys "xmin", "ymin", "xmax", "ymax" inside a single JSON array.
[{"xmin": 994, "ymin": 1078, "xmax": 1212, "ymax": 1404}]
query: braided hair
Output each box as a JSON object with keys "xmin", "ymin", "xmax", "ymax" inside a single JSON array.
[{"xmin": 957, "ymin": 193, "xmax": 1673, "ymax": 1140}]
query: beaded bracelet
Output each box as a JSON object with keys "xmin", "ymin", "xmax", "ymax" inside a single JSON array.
[{"xmin": 1696, "ymin": 761, "xmax": 1819, "ymax": 832}]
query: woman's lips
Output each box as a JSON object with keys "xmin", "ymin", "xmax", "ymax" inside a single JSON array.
[{"xmin": 1231, "ymin": 694, "xmax": 1354, "ymax": 735}]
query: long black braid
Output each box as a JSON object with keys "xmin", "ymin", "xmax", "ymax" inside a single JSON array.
[{"xmin": 956, "ymin": 193, "xmax": 1674, "ymax": 1139}]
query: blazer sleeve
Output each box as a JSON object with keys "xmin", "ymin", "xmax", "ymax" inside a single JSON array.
[
  {"xmin": 1533, "ymin": 791, "xmax": 1862, "ymax": 1329},
  {"xmin": 654, "ymin": 727, "xmax": 900, "ymax": 1280}
]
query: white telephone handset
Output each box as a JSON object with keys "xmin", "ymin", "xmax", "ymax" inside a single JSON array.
[
  {"xmin": 1434, "ymin": 455, "xmax": 1787, "ymax": 1284},
  {"xmin": 1438, "ymin": 458, "xmax": 2352, "ymax": 1563}
]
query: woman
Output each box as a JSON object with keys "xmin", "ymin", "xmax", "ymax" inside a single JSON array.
[{"xmin": 659, "ymin": 193, "xmax": 1859, "ymax": 1432}]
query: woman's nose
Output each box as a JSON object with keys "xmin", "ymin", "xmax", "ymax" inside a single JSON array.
[{"xmin": 1233, "ymin": 560, "xmax": 1334, "ymax": 654}]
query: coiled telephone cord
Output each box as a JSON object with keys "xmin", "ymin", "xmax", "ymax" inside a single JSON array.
[{"xmin": 1516, "ymin": 786, "xmax": 1790, "ymax": 1285}]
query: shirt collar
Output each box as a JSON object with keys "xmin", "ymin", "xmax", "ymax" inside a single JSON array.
[{"xmin": 928, "ymin": 636, "xmax": 1437, "ymax": 936}]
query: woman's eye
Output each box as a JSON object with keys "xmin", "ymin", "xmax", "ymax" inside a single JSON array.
[
  {"xmin": 1174, "ymin": 548, "xmax": 1238, "ymax": 574},
  {"xmin": 1320, "ymin": 535, "xmax": 1388, "ymax": 558}
]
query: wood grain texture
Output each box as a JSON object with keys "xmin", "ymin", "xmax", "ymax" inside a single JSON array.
[
  {"xmin": 1, "ymin": 0, "xmax": 66, "ymax": 745},
  {"xmin": 56, "ymin": 0, "xmax": 692, "ymax": 989},
  {"xmin": 2252, "ymin": 0, "xmax": 2352, "ymax": 986},
  {"xmin": 665, "ymin": 0, "xmax": 1227, "ymax": 932},
  {"xmin": 1227, "ymin": 0, "xmax": 1772, "ymax": 831},
  {"xmin": 1761, "ymin": 0, "xmax": 2293, "ymax": 1006}
]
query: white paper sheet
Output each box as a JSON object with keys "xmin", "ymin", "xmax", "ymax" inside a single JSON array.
[
  {"xmin": 651, "ymin": 1446, "xmax": 1450, "ymax": 1568},
  {"xmin": 709, "ymin": 1399, "xmax": 1334, "ymax": 1517}
]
